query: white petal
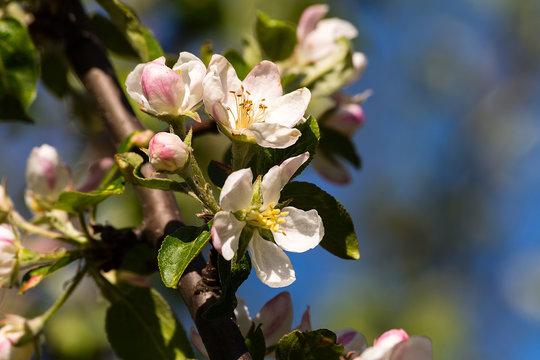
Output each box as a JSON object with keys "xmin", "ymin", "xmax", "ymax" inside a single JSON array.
[
  {"xmin": 126, "ymin": 62, "xmax": 152, "ymax": 112},
  {"xmin": 189, "ymin": 327, "xmax": 209, "ymax": 359},
  {"xmin": 265, "ymin": 88, "xmax": 311, "ymax": 128},
  {"xmin": 312, "ymin": 154, "xmax": 351, "ymax": 184},
  {"xmin": 202, "ymin": 68, "xmax": 231, "ymax": 126},
  {"xmin": 260, "ymin": 152, "xmax": 309, "ymax": 208},
  {"xmin": 219, "ymin": 168, "xmax": 254, "ymax": 212},
  {"xmin": 297, "ymin": 4, "xmax": 329, "ymax": 42},
  {"xmin": 248, "ymin": 122, "xmax": 301, "ymax": 149},
  {"xmin": 253, "ymin": 291, "xmax": 293, "ymax": 346},
  {"xmin": 273, "ymin": 207, "xmax": 323, "ymax": 253},
  {"xmin": 234, "ymin": 297, "xmax": 253, "ymax": 336},
  {"xmin": 211, "ymin": 211, "xmax": 244, "ymax": 260},
  {"xmin": 249, "ymin": 232, "xmax": 295, "ymax": 288},
  {"xmin": 242, "ymin": 61, "xmax": 283, "ymax": 104},
  {"xmin": 303, "ymin": 18, "xmax": 358, "ymax": 62},
  {"xmin": 173, "ymin": 52, "xmax": 206, "ymax": 110},
  {"xmin": 389, "ymin": 337, "xmax": 432, "ymax": 360}
]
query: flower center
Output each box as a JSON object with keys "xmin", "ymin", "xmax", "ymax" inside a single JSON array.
[
  {"xmin": 246, "ymin": 202, "xmax": 288, "ymax": 233},
  {"xmin": 227, "ymin": 85, "xmax": 268, "ymax": 130}
]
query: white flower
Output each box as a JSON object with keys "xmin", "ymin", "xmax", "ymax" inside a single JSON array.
[
  {"xmin": 24, "ymin": 144, "xmax": 72, "ymax": 213},
  {"xmin": 203, "ymin": 55, "xmax": 311, "ymax": 149},
  {"xmin": 0, "ymin": 314, "xmax": 39, "ymax": 360},
  {"xmin": 148, "ymin": 132, "xmax": 190, "ymax": 172},
  {"xmin": 125, "ymin": 52, "xmax": 206, "ymax": 120},
  {"xmin": 211, "ymin": 152, "xmax": 324, "ymax": 287},
  {"xmin": 353, "ymin": 329, "xmax": 433, "ymax": 360},
  {"xmin": 0, "ymin": 224, "xmax": 18, "ymax": 287}
]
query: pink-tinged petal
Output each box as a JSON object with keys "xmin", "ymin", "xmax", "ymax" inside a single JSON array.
[
  {"xmin": 265, "ymin": 88, "xmax": 311, "ymax": 128},
  {"xmin": 375, "ymin": 329, "xmax": 409, "ymax": 347},
  {"xmin": 295, "ymin": 306, "xmax": 312, "ymax": 332},
  {"xmin": 202, "ymin": 68, "xmax": 231, "ymax": 125},
  {"xmin": 253, "ymin": 291, "xmax": 293, "ymax": 346},
  {"xmin": 302, "ymin": 18, "xmax": 358, "ymax": 63},
  {"xmin": 389, "ymin": 337, "xmax": 432, "ymax": 360},
  {"xmin": 77, "ymin": 158, "xmax": 114, "ymax": 193},
  {"xmin": 148, "ymin": 132, "xmax": 190, "ymax": 172},
  {"xmin": 326, "ymin": 103, "xmax": 365, "ymax": 136},
  {"xmin": 205, "ymin": 55, "xmax": 242, "ymax": 112},
  {"xmin": 260, "ymin": 152, "xmax": 309, "ymax": 208},
  {"xmin": 273, "ymin": 207, "xmax": 324, "ymax": 253},
  {"xmin": 356, "ymin": 329, "xmax": 409, "ymax": 360},
  {"xmin": 141, "ymin": 61, "xmax": 186, "ymax": 114},
  {"xmin": 312, "ymin": 154, "xmax": 351, "ymax": 185},
  {"xmin": 249, "ymin": 232, "xmax": 295, "ymax": 288},
  {"xmin": 336, "ymin": 329, "xmax": 367, "ymax": 356},
  {"xmin": 242, "ymin": 61, "xmax": 283, "ymax": 104},
  {"xmin": 189, "ymin": 327, "xmax": 209, "ymax": 359},
  {"xmin": 248, "ymin": 122, "xmax": 301, "ymax": 149},
  {"xmin": 126, "ymin": 62, "xmax": 151, "ymax": 111},
  {"xmin": 234, "ymin": 298, "xmax": 253, "ymax": 336},
  {"xmin": 297, "ymin": 4, "xmax": 329, "ymax": 42},
  {"xmin": 211, "ymin": 212, "xmax": 244, "ymax": 260},
  {"xmin": 173, "ymin": 52, "xmax": 206, "ymax": 110},
  {"xmin": 219, "ymin": 168, "xmax": 254, "ymax": 212}
]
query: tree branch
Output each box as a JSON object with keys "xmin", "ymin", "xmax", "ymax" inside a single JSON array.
[{"xmin": 30, "ymin": 1, "xmax": 250, "ymax": 359}]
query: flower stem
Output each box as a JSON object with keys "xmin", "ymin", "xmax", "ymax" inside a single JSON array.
[{"xmin": 10, "ymin": 212, "xmax": 64, "ymax": 241}]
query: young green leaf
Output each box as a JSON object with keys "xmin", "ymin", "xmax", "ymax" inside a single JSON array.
[
  {"xmin": 224, "ymin": 48, "xmax": 251, "ymax": 81},
  {"xmin": 275, "ymin": 329, "xmax": 344, "ymax": 360},
  {"xmin": 158, "ymin": 226, "xmax": 211, "ymax": 288},
  {"xmin": 54, "ymin": 177, "xmax": 125, "ymax": 214},
  {"xmin": 246, "ymin": 325, "xmax": 266, "ymax": 360},
  {"xmin": 280, "ymin": 182, "xmax": 359, "ymax": 260},
  {"xmin": 255, "ymin": 12, "xmax": 297, "ymax": 62},
  {"xmin": 0, "ymin": 18, "xmax": 38, "ymax": 122},
  {"xmin": 106, "ymin": 286, "xmax": 194, "ymax": 359},
  {"xmin": 19, "ymin": 252, "xmax": 78, "ymax": 294}
]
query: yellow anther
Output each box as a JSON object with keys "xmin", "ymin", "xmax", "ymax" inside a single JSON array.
[{"xmin": 246, "ymin": 202, "xmax": 288, "ymax": 233}]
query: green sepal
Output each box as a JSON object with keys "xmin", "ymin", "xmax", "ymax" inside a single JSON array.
[
  {"xmin": 275, "ymin": 329, "xmax": 344, "ymax": 360},
  {"xmin": 114, "ymin": 152, "xmax": 191, "ymax": 193},
  {"xmin": 236, "ymin": 226, "xmax": 254, "ymax": 263},
  {"xmin": 319, "ymin": 125, "xmax": 361, "ymax": 168},
  {"xmin": 224, "ymin": 48, "xmax": 251, "ymax": 80},
  {"xmin": 158, "ymin": 225, "xmax": 211, "ymax": 288},
  {"xmin": 95, "ymin": 0, "xmax": 164, "ymax": 62},
  {"xmin": 255, "ymin": 11, "xmax": 297, "ymax": 62},
  {"xmin": 105, "ymin": 285, "xmax": 194, "ymax": 359},
  {"xmin": 255, "ymin": 116, "xmax": 319, "ymax": 177},
  {"xmin": 19, "ymin": 252, "xmax": 79, "ymax": 294},
  {"xmin": 0, "ymin": 17, "xmax": 38, "ymax": 122},
  {"xmin": 203, "ymin": 252, "xmax": 251, "ymax": 320},
  {"xmin": 54, "ymin": 177, "xmax": 125, "ymax": 214},
  {"xmin": 246, "ymin": 324, "xmax": 266, "ymax": 360},
  {"xmin": 280, "ymin": 182, "xmax": 359, "ymax": 260}
]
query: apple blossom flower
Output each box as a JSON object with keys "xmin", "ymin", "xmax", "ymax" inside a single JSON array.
[
  {"xmin": 0, "ymin": 315, "xmax": 34, "ymax": 360},
  {"xmin": 24, "ymin": 144, "xmax": 72, "ymax": 213},
  {"xmin": 190, "ymin": 292, "xmax": 293, "ymax": 358},
  {"xmin": 203, "ymin": 55, "xmax": 311, "ymax": 149},
  {"xmin": 148, "ymin": 132, "xmax": 190, "ymax": 172},
  {"xmin": 0, "ymin": 224, "xmax": 18, "ymax": 287},
  {"xmin": 125, "ymin": 52, "xmax": 205, "ymax": 121},
  {"xmin": 211, "ymin": 152, "xmax": 324, "ymax": 287}
]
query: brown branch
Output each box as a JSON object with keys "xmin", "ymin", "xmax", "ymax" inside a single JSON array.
[{"xmin": 30, "ymin": 1, "xmax": 250, "ymax": 359}]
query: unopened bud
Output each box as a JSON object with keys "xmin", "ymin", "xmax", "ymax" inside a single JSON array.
[
  {"xmin": 0, "ymin": 314, "xmax": 41, "ymax": 360},
  {"xmin": 148, "ymin": 132, "xmax": 190, "ymax": 172},
  {"xmin": 0, "ymin": 224, "xmax": 18, "ymax": 287},
  {"xmin": 326, "ymin": 103, "xmax": 365, "ymax": 136}
]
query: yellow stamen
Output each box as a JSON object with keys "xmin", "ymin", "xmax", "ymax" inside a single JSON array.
[
  {"xmin": 226, "ymin": 86, "xmax": 268, "ymax": 130},
  {"xmin": 246, "ymin": 202, "xmax": 288, "ymax": 233}
]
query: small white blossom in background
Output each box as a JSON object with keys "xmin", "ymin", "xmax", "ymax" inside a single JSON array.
[
  {"xmin": 125, "ymin": 52, "xmax": 206, "ymax": 121},
  {"xmin": 203, "ymin": 55, "xmax": 311, "ymax": 149},
  {"xmin": 0, "ymin": 224, "xmax": 18, "ymax": 287},
  {"xmin": 24, "ymin": 144, "xmax": 72, "ymax": 213},
  {"xmin": 0, "ymin": 314, "xmax": 35, "ymax": 360},
  {"xmin": 190, "ymin": 292, "xmax": 293, "ymax": 358},
  {"xmin": 148, "ymin": 132, "xmax": 190, "ymax": 172},
  {"xmin": 0, "ymin": 181, "xmax": 13, "ymax": 223},
  {"xmin": 211, "ymin": 152, "xmax": 324, "ymax": 287}
]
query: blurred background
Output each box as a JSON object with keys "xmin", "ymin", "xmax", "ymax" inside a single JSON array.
[{"xmin": 1, "ymin": 0, "xmax": 540, "ymax": 359}]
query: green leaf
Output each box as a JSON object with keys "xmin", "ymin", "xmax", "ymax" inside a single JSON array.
[
  {"xmin": 106, "ymin": 286, "xmax": 194, "ymax": 359},
  {"xmin": 255, "ymin": 116, "xmax": 319, "ymax": 177},
  {"xmin": 275, "ymin": 329, "xmax": 344, "ymax": 360},
  {"xmin": 203, "ymin": 253, "xmax": 251, "ymax": 320},
  {"xmin": 319, "ymin": 126, "xmax": 361, "ymax": 168},
  {"xmin": 200, "ymin": 41, "xmax": 214, "ymax": 67},
  {"xmin": 19, "ymin": 252, "xmax": 77, "ymax": 294},
  {"xmin": 207, "ymin": 160, "xmax": 230, "ymax": 188},
  {"xmin": 115, "ymin": 152, "xmax": 191, "ymax": 193},
  {"xmin": 158, "ymin": 226, "xmax": 211, "ymax": 288},
  {"xmin": 96, "ymin": 0, "xmax": 163, "ymax": 62},
  {"xmin": 280, "ymin": 182, "xmax": 359, "ymax": 260},
  {"xmin": 224, "ymin": 48, "xmax": 251, "ymax": 80},
  {"xmin": 246, "ymin": 325, "xmax": 266, "ymax": 360},
  {"xmin": 40, "ymin": 49, "xmax": 69, "ymax": 98},
  {"xmin": 0, "ymin": 17, "xmax": 38, "ymax": 122},
  {"xmin": 255, "ymin": 11, "xmax": 297, "ymax": 62},
  {"xmin": 89, "ymin": 13, "xmax": 139, "ymax": 58},
  {"xmin": 54, "ymin": 177, "xmax": 125, "ymax": 213}
]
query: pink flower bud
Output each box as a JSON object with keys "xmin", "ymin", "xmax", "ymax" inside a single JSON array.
[
  {"xmin": 326, "ymin": 103, "xmax": 365, "ymax": 136},
  {"xmin": 148, "ymin": 132, "xmax": 190, "ymax": 172},
  {"xmin": 140, "ymin": 58, "xmax": 187, "ymax": 115},
  {"xmin": 0, "ymin": 315, "xmax": 36, "ymax": 360},
  {"xmin": 25, "ymin": 144, "xmax": 72, "ymax": 212},
  {"xmin": 0, "ymin": 224, "xmax": 18, "ymax": 287},
  {"xmin": 253, "ymin": 291, "xmax": 293, "ymax": 346},
  {"xmin": 374, "ymin": 329, "xmax": 409, "ymax": 347}
]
